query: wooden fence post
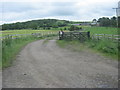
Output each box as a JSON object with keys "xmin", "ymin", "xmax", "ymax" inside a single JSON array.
[
  {"xmin": 70, "ymin": 32, "xmax": 72, "ymax": 40},
  {"xmin": 87, "ymin": 31, "xmax": 90, "ymax": 39}
]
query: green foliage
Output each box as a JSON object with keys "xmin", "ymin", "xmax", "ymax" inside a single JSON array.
[
  {"xmin": 98, "ymin": 17, "xmax": 111, "ymax": 27},
  {"xmin": 69, "ymin": 25, "xmax": 80, "ymax": 31},
  {"xmin": 97, "ymin": 16, "xmax": 117, "ymax": 27},
  {"xmin": 85, "ymin": 39, "xmax": 118, "ymax": 55}
]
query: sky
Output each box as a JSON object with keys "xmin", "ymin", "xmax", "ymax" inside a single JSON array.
[{"xmin": 0, "ymin": 0, "xmax": 119, "ymax": 25}]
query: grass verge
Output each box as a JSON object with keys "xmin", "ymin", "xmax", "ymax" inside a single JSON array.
[
  {"xmin": 2, "ymin": 34, "xmax": 57, "ymax": 69},
  {"xmin": 2, "ymin": 36, "xmax": 42, "ymax": 68},
  {"xmin": 56, "ymin": 39, "xmax": 119, "ymax": 61}
]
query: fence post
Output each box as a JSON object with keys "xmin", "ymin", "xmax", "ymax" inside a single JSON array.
[
  {"xmin": 112, "ymin": 35, "xmax": 113, "ymax": 41},
  {"xmin": 79, "ymin": 32, "xmax": 81, "ymax": 41},
  {"xmin": 104, "ymin": 34, "xmax": 105, "ymax": 39},
  {"xmin": 70, "ymin": 32, "xmax": 72, "ymax": 40},
  {"xmin": 58, "ymin": 31, "xmax": 60, "ymax": 40},
  {"xmin": 87, "ymin": 31, "xmax": 90, "ymax": 39}
]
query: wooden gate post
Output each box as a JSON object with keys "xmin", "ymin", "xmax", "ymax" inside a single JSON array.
[
  {"xmin": 59, "ymin": 31, "xmax": 64, "ymax": 40},
  {"xmin": 87, "ymin": 31, "xmax": 90, "ymax": 39},
  {"xmin": 70, "ymin": 32, "xmax": 72, "ymax": 40},
  {"xmin": 79, "ymin": 32, "xmax": 83, "ymax": 42},
  {"xmin": 58, "ymin": 31, "xmax": 61, "ymax": 40}
]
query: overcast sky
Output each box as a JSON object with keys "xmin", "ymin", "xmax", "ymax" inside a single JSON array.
[{"xmin": 0, "ymin": 0, "xmax": 119, "ymax": 25}]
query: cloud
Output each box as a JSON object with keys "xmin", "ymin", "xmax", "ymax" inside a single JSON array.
[
  {"xmin": 50, "ymin": 2, "xmax": 78, "ymax": 16},
  {"xmin": 0, "ymin": 0, "xmax": 119, "ymax": 24}
]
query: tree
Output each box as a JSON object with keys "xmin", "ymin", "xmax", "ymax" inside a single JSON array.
[
  {"xmin": 64, "ymin": 27, "xmax": 67, "ymax": 30},
  {"xmin": 98, "ymin": 17, "xmax": 111, "ymax": 27},
  {"xmin": 69, "ymin": 25, "xmax": 75, "ymax": 31},
  {"xmin": 92, "ymin": 19, "xmax": 97, "ymax": 22},
  {"xmin": 69, "ymin": 25, "xmax": 79, "ymax": 31},
  {"xmin": 110, "ymin": 16, "xmax": 117, "ymax": 27}
]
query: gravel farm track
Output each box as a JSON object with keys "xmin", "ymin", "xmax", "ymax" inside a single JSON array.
[{"xmin": 2, "ymin": 38, "xmax": 118, "ymax": 88}]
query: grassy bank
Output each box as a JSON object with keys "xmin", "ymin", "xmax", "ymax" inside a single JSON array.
[
  {"xmin": 2, "ymin": 36, "xmax": 41, "ymax": 68},
  {"xmin": 2, "ymin": 34, "xmax": 57, "ymax": 68},
  {"xmin": 57, "ymin": 39, "xmax": 119, "ymax": 60}
]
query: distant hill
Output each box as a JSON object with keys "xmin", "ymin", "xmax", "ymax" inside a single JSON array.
[{"xmin": 2, "ymin": 19, "xmax": 72, "ymax": 30}]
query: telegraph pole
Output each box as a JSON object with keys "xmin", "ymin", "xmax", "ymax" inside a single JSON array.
[
  {"xmin": 113, "ymin": 8, "xmax": 119, "ymax": 28},
  {"xmin": 113, "ymin": 1, "xmax": 120, "ymax": 28}
]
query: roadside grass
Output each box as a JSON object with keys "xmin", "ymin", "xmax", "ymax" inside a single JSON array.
[
  {"xmin": 2, "ymin": 36, "xmax": 41, "ymax": 68},
  {"xmin": 2, "ymin": 34, "xmax": 57, "ymax": 69},
  {"xmin": 56, "ymin": 39, "xmax": 119, "ymax": 60},
  {"xmin": 84, "ymin": 39, "xmax": 119, "ymax": 60}
]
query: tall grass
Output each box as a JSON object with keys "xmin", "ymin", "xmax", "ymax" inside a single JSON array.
[
  {"xmin": 2, "ymin": 36, "xmax": 41, "ymax": 68},
  {"xmin": 84, "ymin": 39, "xmax": 119, "ymax": 59}
]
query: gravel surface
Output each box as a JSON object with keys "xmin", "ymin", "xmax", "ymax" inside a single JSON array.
[{"xmin": 2, "ymin": 39, "xmax": 118, "ymax": 88}]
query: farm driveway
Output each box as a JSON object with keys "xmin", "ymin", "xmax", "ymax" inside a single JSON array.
[{"xmin": 2, "ymin": 39, "xmax": 118, "ymax": 88}]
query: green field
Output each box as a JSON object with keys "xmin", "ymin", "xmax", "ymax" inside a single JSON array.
[
  {"xmin": 84, "ymin": 27, "xmax": 118, "ymax": 35},
  {"xmin": 0, "ymin": 29, "xmax": 59, "ymax": 37},
  {"xmin": 1, "ymin": 26, "xmax": 118, "ymax": 37}
]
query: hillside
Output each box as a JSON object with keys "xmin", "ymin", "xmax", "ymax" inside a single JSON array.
[{"xmin": 2, "ymin": 19, "xmax": 71, "ymax": 30}]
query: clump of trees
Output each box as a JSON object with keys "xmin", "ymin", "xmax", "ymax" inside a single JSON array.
[{"xmin": 93, "ymin": 16, "xmax": 118, "ymax": 27}]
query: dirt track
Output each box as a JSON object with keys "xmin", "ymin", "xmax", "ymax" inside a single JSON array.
[{"xmin": 2, "ymin": 39, "xmax": 118, "ymax": 88}]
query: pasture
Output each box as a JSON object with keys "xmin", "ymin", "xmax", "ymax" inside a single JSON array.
[
  {"xmin": 1, "ymin": 26, "xmax": 118, "ymax": 37},
  {"xmin": 0, "ymin": 29, "xmax": 59, "ymax": 37},
  {"xmin": 84, "ymin": 26, "xmax": 118, "ymax": 35}
]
